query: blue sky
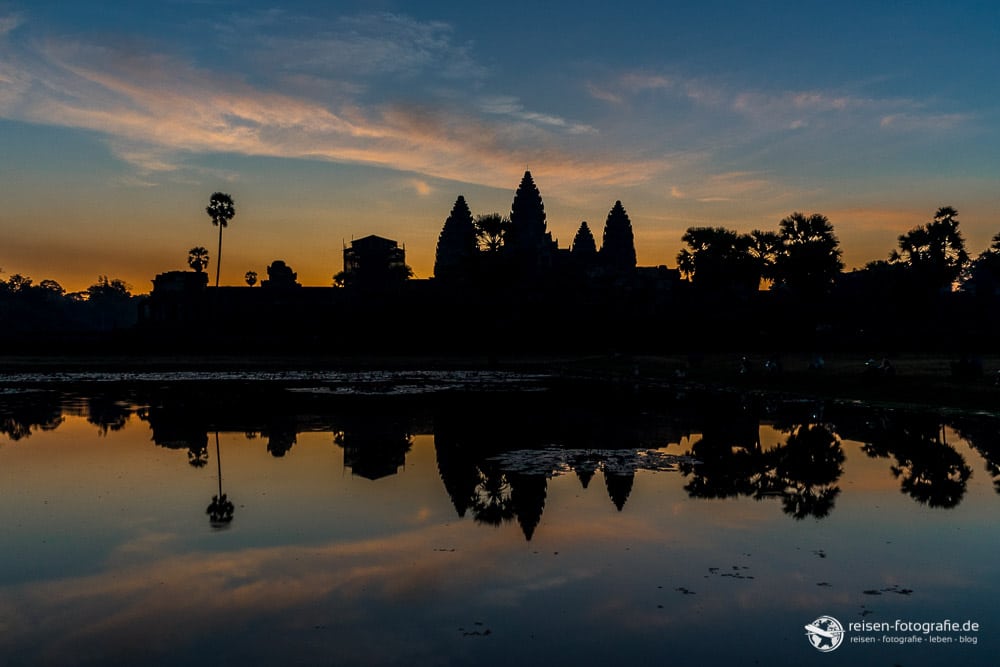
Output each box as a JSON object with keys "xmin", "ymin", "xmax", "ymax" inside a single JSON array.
[{"xmin": 1, "ymin": 1, "xmax": 998, "ymax": 291}]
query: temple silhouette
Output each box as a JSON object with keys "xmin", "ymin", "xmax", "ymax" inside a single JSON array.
[
  {"xmin": 3, "ymin": 171, "xmax": 999, "ymax": 353},
  {"xmin": 138, "ymin": 171, "xmax": 681, "ymax": 352}
]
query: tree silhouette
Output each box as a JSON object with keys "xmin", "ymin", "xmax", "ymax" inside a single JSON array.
[
  {"xmin": 962, "ymin": 232, "xmax": 1000, "ymax": 297},
  {"xmin": 773, "ymin": 212, "xmax": 843, "ymax": 298},
  {"xmin": 37, "ymin": 279, "xmax": 65, "ymax": 297},
  {"xmin": 677, "ymin": 227, "xmax": 762, "ymax": 293},
  {"xmin": 87, "ymin": 276, "xmax": 131, "ymax": 301},
  {"xmin": 474, "ymin": 213, "xmax": 510, "ymax": 253},
  {"xmin": 244, "ymin": 270, "xmax": 258, "ymax": 287},
  {"xmin": 4, "ymin": 274, "xmax": 32, "ymax": 293},
  {"xmin": 748, "ymin": 230, "xmax": 780, "ymax": 287},
  {"xmin": 891, "ymin": 206, "xmax": 969, "ymax": 293},
  {"xmin": 205, "ymin": 192, "xmax": 235, "ymax": 287},
  {"xmin": 600, "ymin": 201, "xmax": 637, "ymax": 274},
  {"xmin": 434, "ymin": 195, "xmax": 479, "ymax": 282},
  {"xmin": 187, "ymin": 246, "xmax": 209, "ymax": 273}
]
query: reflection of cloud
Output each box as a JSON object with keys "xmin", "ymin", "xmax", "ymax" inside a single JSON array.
[{"xmin": 0, "ymin": 523, "xmax": 609, "ymax": 663}]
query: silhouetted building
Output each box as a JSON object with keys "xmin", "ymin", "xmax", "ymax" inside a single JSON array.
[
  {"xmin": 342, "ymin": 235, "xmax": 408, "ymax": 288},
  {"xmin": 600, "ymin": 200, "xmax": 637, "ymax": 275},
  {"xmin": 141, "ymin": 270, "xmax": 209, "ymax": 329},
  {"xmin": 434, "ymin": 196, "xmax": 479, "ymax": 283},
  {"xmin": 261, "ymin": 260, "xmax": 300, "ymax": 288},
  {"xmin": 506, "ymin": 171, "xmax": 559, "ymax": 278}
]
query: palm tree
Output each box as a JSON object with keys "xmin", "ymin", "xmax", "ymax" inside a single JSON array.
[
  {"xmin": 774, "ymin": 212, "xmax": 843, "ymax": 299},
  {"xmin": 890, "ymin": 206, "xmax": 969, "ymax": 293},
  {"xmin": 474, "ymin": 212, "xmax": 510, "ymax": 253},
  {"xmin": 205, "ymin": 193, "xmax": 236, "ymax": 287},
  {"xmin": 187, "ymin": 246, "xmax": 209, "ymax": 273}
]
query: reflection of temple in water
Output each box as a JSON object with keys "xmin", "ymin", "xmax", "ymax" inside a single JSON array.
[
  {"xmin": 335, "ymin": 421, "xmax": 413, "ymax": 481},
  {"xmin": 5, "ymin": 385, "xmax": 988, "ymax": 534}
]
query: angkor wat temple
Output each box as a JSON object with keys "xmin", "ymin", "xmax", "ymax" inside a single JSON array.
[
  {"xmin": 140, "ymin": 170, "xmax": 999, "ymax": 353},
  {"xmin": 141, "ymin": 171, "xmax": 681, "ymax": 353}
]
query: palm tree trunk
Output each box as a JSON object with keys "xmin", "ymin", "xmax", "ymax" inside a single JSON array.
[
  {"xmin": 215, "ymin": 224, "xmax": 223, "ymax": 287},
  {"xmin": 215, "ymin": 431, "xmax": 223, "ymax": 498}
]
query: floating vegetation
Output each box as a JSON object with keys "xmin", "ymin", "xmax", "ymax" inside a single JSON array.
[{"xmin": 485, "ymin": 447, "xmax": 700, "ymax": 478}]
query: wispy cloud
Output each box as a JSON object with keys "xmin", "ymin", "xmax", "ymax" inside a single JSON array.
[
  {"xmin": 0, "ymin": 13, "xmax": 22, "ymax": 38},
  {"xmin": 588, "ymin": 69, "xmax": 971, "ymax": 139},
  {"xmin": 0, "ymin": 19, "xmax": 666, "ymax": 192},
  {"xmin": 879, "ymin": 112, "xmax": 970, "ymax": 131},
  {"xmin": 479, "ymin": 95, "xmax": 598, "ymax": 135},
  {"xmin": 218, "ymin": 10, "xmax": 486, "ymax": 88}
]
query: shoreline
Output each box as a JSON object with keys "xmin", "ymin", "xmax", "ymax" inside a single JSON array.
[{"xmin": 0, "ymin": 351, "xmax": 997, "ymax": 415}]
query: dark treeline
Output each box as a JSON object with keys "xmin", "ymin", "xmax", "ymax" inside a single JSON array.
[
  {"xmin": 0, "ymin": 274, "xmax": 140, "ymax": 347},
  {"xmin": 4, "ymin": 174, "xmax": 1000, "ymax": 354}
]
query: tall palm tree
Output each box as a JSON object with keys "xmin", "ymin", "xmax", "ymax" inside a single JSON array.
[{"xmin": 205, "ymin": 193, "xmax": 236, "ymax": 287}]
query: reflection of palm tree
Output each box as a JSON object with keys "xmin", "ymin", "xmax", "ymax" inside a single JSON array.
[
  {"xmin": 680, "ymin": 419, "xmax": 764, "ymax": 500},
  {"xmin": 951, "ymin": 417, "xmax": 1000, "ymax": 494},
  {"xmin": 862, "ymin": 414, "xmax": 971, "ymax": 508},
  {"xmin": 893, "ymin": 442, "xmax": 970, "ymax": 508},
  {"xmin": 205, "ymin": 192, "xmax": 235, "ymax": 287},
  {"xmin": 471, "ymin": 463, "xmax": 515, "ymax": 526},
  {"xmin": 765, "ymin": 424, "xmax": 844, "ymax": 520},
  {"xmin": 188, "ymin": 446, "xmax": 209, "ymax": 468},
  {"xmin": 87, "ymin": 395, "xmax": 131, "ymax": 435},
  {"xmin": 206, "ymin": 431, "xmax": 234, "ymax": 527}
]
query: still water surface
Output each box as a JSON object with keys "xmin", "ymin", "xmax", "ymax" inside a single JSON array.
[{"xmin": 0, "ymin": 376, "xmax": 997, "ymax": 666}]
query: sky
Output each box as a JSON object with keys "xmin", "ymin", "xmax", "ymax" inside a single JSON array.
[{"xmin": 1, "ymin": 0, "xmax": 999, "ymax": 293}]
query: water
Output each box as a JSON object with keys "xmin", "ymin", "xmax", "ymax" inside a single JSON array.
[{"xmin": 0, "ymin": 377, "xmax": 997, "ymax": 666}]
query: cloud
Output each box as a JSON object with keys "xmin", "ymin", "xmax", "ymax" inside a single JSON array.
[
  {"xmin": 677, "ymin": 171, "xmax": 776, "ymax": 204},
  {"xmin": 0, "ymin": 23, "xmax": 668, "ymax": 194},
  {"xmin": 879, "ymin": 112, "xmax": 970, "ymax": 131},
  {"xmin": 479, "ymin": 95, "xmax": 598, "ymax": 135},
  {"xmin": 409, "ymin": 179, "xmax": 432, "ymax": 196},
  {"xmin": 588, "ymin": 69, "xmax": 970, "ymax": 142},
  {"xmin": 220, "ymin": 10, "xmax": 486, "ymax": 85},
  {"xmin": 0, "ymin": 13, "xmax": 22, "ymax": 38}
]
